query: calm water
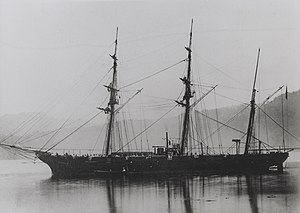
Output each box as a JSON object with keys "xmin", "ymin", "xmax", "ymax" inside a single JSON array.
[{"xmin": 0, "ymin": 160, "xmax": 299, "ymax": 213}]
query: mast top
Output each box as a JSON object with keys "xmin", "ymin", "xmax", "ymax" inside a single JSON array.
[
  {"xmin": 252, "ymin": 48, "xmax": 260, "ymax": 92},
  {"xmin": 110, "ymin": 27, "xmax": 118, "ymax": 59},
  {"xmin": 188, "ymin": 19, "xmax": 193, "ymax": 48},
  {"xmin": 114, "ymin": 27, "xmax": 118, "ymax": 56}
]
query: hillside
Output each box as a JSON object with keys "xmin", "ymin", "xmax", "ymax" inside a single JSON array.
[{"xmin": 204, "ymin": 89, "xmax": 300, "ymax": 148}]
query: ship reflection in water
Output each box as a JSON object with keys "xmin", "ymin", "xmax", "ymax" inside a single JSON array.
[
  {"xmin": 0, "ymin": 161, "xmax": 299, "ymax": 213},
  {"xmin": 100, "ymin": 173, "xmax": 298, "ymax": 213},
  {"xmin": 43, "ymin": 171, "xmax": 298, "ymax": 213}
]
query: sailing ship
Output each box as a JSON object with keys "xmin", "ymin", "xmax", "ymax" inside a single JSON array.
[{"xmin": 2, "ymin": 20, "xmax": 291, "ymax": 178}]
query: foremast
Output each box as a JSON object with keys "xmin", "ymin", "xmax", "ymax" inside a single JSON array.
[
  {"xmin": 244, "ymin": 48, "xmax": 260, "ymax": 155},
  {"xmin": 104, "ymin": 28, "xmax": 119, "ymax": 156},
  {"xmin": 179, "ymin": 20, "xmax": 193, "ymax": 155}
]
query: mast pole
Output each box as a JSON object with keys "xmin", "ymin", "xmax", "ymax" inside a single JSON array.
[
  {"xmin": 281, "ymin": 90, "xmax": 285, "ymax": 152},
  {"xmin": 244, "ymin": 48, "xmax": 260, "ymax": 155},
  {"xmin": 180, "ymin": 19, "xmax": 193, "ymax": 155},
  {"xmin": 166, "ymin": 132, "xmax": 169, "ymax": 157},
  {"xmin": 105, "ymin": 27, "xmax": 119, "ymax": 156}
]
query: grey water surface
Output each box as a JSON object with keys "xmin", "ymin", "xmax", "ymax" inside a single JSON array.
[{"xmin": 0, "ymin": 160, "xmax": 299, "ymax": 213}]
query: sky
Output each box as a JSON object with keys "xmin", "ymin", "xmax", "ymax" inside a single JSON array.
[{"xmin": 0, "ymin": 0, "xmax": 300, "ymax": 121}]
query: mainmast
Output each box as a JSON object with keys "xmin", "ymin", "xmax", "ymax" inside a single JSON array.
[
  {"xmin": 179, "ymin": 20, "xmax": 193, "ymax": 155},
  {"xmin": 104, "ymin": 28, "xmax": 119, "ymax": 156},
  {"xmin": 244, "ymin": 48, "xmax": 260, "ymax": 155}
]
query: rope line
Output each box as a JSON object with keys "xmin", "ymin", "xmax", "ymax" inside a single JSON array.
[
  {"xmin": 257, "ymin": 106, "xmax": 300, "ymax": 144},
  {"xmin": 115, "ymin": 104, "xmax": 178, "ymax": 153},
  {"xmin": 45, "ymin": 112, "xmax": 102, "ymax": 152},
  {"xmin": 120, "ymin": 59, "xmax": 186, "ymax": 89}
]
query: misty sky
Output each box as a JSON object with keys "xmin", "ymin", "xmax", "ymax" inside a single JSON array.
[{"xmin": 0, "ymin": 0, "xmax": 299, "ymax": 120}]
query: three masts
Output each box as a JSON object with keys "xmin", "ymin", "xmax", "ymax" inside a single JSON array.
[
  {"xmin": 100, "ymin": 20, "xmax": 264, "ymax": 158},
  {"xmin": 1, "ymin": 20, "xmax": 290, "ymax": 177}
]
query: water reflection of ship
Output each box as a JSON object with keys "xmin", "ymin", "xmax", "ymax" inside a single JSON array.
[
  {"xmin": 104, "ymin": 176, "xmax": 196, "ymax": 213},
  {"xmin": 241, "ymin": 175, "xmax": 295, "ymax": 213},
  {"xmin": 106, "ymin": 179, "xmax": 117, "ymax": 213},
  {"xmin": 103, "ymin": 173, "xmax": 296, "ymax": 213},
  {"xmin": 246, "ymin": 176, "xmax": 259, "ymax": 213}
]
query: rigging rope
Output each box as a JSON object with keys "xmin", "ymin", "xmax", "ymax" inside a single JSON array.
[
  {"xmin": 20, "ymin": 130, "xmax": 58, "ymax": 145},
  {"xmin": 193, "ymin": 50, "xmax": 246, "ymax": 87},
  {"xmin": 91, "ymin": 124, "xmax": 106, "ymax": 154},
  {"xmin": 2, "ymin": 66, "xmax": 112, "ymax": 147},
  {"xmin": 39, "ymin": 82, "xmax": 110, "ymax": 151},
  {"xmin": 38, "ymin": 65, "xmax": 112, "ymax": 151},
  {"xmin": 214, "ymin": 89, "xmax": 223, "ymax": 154},
  {"xmin": 139, "ymin": 94, "xmax": 151, "ymax": 152},
  {"xmin": 0, "ymin": 112, "xmax": 44, "ymax": 144},
  {"xmin": 195, "ymin": 110, "xmax": 271, "ymax": 148},
  {"xmin": 115, "ymin": 104, "xmax": 179, "ymax": 153},
  {"xmin": 190, "ymin": 113, "xmax": 195, "ymax": 154},
  {"xmin": 18, "ymin": 119, "xmax": 79, "ymax": 145},
  {"xmin": 189, "ymin": 135, "xmax": 216, "ymax": 155},
  {"xmin": 120, "ymin": 35, "xmax": 185, "ymax": 64},
  {"xmin": 214, "ymin": 92, "xmax": 248, "ymax": 105},
  {"xmin": 0, "ymin": 146, "xmax": 35, "ymax": 161},
  {"xmin": 128, "ymin": 110, "xmax": 138, "ymax": 150},
  {"xmin": 12, "ymin": 114, "xmax": 49, "ymax": 145},
  {"xmin": 203, "ymin": 104, "xmax": 250, "ymax": 142},
  {"xmin": 1, "ymin": 44, "xmax": 114, "ymax": 145},
  {"xmin": 121, "ymin": 111, "xmax": 131, "ymax": 152},
  {"xmin": 194, "ymin": 111, "xmax": 202, "ymax": 154},
  {"xmin": 257, "ymin": 106, "xmax": 300, "ymax": 144},
  {"xmin": 264, "ymin": 105, "xmax": 270, "ymax": 144},
  {"xmin": 0, "ymin": 143, "xmax": 37, "ymax": 161},
  {"xmin": 204, "ymin": 86, "xmax": 284, "ymax": 145},
  {"xmin": 120, "ymin": 58, "xmax": 187, "ymax": 89},
  {"xmin": 45, "ymin": 111, "xmax": 102, "ymax": 152}
]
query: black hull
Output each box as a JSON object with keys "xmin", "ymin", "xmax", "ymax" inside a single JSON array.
[{"xmin": 36, "ymin": 152, "xmax": 289, "ymax": 178}]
